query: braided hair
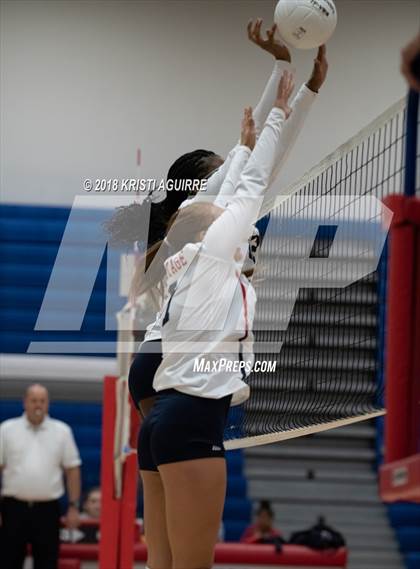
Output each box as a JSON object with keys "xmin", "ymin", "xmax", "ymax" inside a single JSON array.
[{"xmin": 104, "ymin": 149, "xmax": 221, "ymax": 248}]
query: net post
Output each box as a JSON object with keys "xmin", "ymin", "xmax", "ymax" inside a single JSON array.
[
  {"xmin": 382, "ymin": 196, "xmax": 416, "ymax": 463},
  {"xmin": 380, "ymin": 87, "xmax": 420, "ymax": 500},
  {"xmin": 409, "ymin": 204, "xmax": 420, "ymax": 455},
  {"xmin": 99, "ymin": 375, "xmax": 121, "ymax": 569},
  {"xmin": 118, "ymin": 399, "xmax": 141, "ymax": 569}
]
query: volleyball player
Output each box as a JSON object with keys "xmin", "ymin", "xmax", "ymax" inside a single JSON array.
[
  {"xmin": 113, "ymin": 23, "xmax": 327, "ymax": 569},
  {"xmin": 137, "ymin": 71, "xmax": 295, "ymax": 569},
  {"xmin": 127, "ymin": 24, "xmax": 327, "ymax": 419}
]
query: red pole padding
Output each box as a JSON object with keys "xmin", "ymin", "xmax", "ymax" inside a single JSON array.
[
  {"xmin": 410, "ymin": 224, "xmax": 420, "ymax": 455},
  {"xmin": 383, "ymin": 195, "xmax": 420, "ymax": 463},
  {"xmin": 99, "ymin": 376, "xmax": 121, "ymax": 569}
]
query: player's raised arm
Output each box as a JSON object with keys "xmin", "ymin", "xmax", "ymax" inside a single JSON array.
[
  {"xmin": 205, "ymin": 19, "xmax": 292, "ymax": 196},
  {"xmin": 204, "ymin": 71, "xmax": 295, "ymax": 260},
  {"xmin": 181, "ymin": 109, "xmax": 256, "ymax": 210},
  {"xmin": 212, "ymin": 107, "xmax": 256, "ymax": 207},
  {"xmin": 248, "ymin": 19, "xmax": 293, "ymax": 136},
  {"xmin": 269, "ymin": 44, "xmax": 328, "ymax": 185}
]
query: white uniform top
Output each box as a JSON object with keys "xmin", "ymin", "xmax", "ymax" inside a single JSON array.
[
  {"xmin": 153, "ymin": 106, "xmax": 287, "ymax": 404},
  {"xmin": 143, "ymin": 145, "xmax": 252, "ymax": 342},
  {"xmin": 0, "ymin": 414, "xmax": 81, "ymax": 501},
  {"xmin": 142, "ymin": 62, "xmax": 317, "ymax": 343}
]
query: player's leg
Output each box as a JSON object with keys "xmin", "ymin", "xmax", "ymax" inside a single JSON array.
[
  {"xmin": 140, "ymin": 470, "xmax": 172, "ymax": 569},
  {"xmin": 153, "ymin": 391, "xmax": 231, "ymax": 569},
  {"xmin": 159, "ymin": 457, "xmax": 226, "ymax": 569},
  {"xmin": 138, "ymin": 407, "xmax": 172, "ymax": 569}
]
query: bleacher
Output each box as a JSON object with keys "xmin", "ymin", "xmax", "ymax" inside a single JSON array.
[
  {"xmin": 0, "ymin": 203, "xmax": 121, "ymax": 356},
  {"xmin": 239, "ymin": 228, "xmax": 405, "ymax": 569}
]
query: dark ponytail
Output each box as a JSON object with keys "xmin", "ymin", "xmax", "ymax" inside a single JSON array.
[
  {"xmin": 104, "ymin": 149, "xmax": 220, "ymax": 249},
  {"xmin": 104, "ymin": 200, "xmax": 167, "ymax": 248}
]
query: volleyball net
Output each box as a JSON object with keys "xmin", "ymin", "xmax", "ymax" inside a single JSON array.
[{"xmin": 225, "ymin": 96, "xmax": 415, "ymax": 448}]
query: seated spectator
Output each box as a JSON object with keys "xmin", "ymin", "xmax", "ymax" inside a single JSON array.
[
  {"xmin": 289, "ymin": 516, "xmax": 346, "ymax": 550},
  {"xmin": 80, "ymin": 487, "xmax": 101, "ymax": 519},
  {"xmin": 60, "ymin": 488, "xmax": 101, "ymax": 544},
  {"xmin": 240, "ymin": 500, "xmax": 283, "ymax": 545}
]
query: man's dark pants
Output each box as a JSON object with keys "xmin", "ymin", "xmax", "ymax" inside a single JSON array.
[{"xmin": 1, "ymin": 497, "xmax": 60, "ymax": 569}]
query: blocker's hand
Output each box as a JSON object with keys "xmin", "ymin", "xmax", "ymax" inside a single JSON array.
[
  {"xmin": 248, "ymin": 18, "xmax": 291, "ymax": 63},
  {"xmin": 241, "ymin": 106, "xmax": 256, "ymax": 150},
  {"xmin": 306, "ymin": 45, "xmax": 328, "ymax": 93},
  {"xmin": 275, "ymin": 70, "xmax": 295, "ymax": 118}
]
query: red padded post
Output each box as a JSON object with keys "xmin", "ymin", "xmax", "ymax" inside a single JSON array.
[
  {"xmin": 383, "ymin": 196, "xmax": 417, "ymax": 463},
  {"xmin": 99, "ymin": 376, "xmax": 121, "ymax": 569}
]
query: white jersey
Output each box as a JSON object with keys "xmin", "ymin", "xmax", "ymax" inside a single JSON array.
[
  {"xmin": 153, "ymin": 107, "xmax": 287, "ymax": 404},
  {"xmin": 143, "ymin": 145, "xmax": 251, "ymax": 343}
]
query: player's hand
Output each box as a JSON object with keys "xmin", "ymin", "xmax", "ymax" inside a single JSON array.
[
  {"xmin": 275, "ymin": 70, "xmax": 295, "ymax": 118},
  {"xmin": 401, "ymin": 34, "xmax": 420, "ymax": 92},
  {"xmin": 241, "ymin": 106, "xmax": 256, "ymax": 150},
  {"xmin": 306, "ymin": 45, "xmax": 328, "ymax": 93},
  {"xmin": 248, "ymin": 19, "xmax": 291, "ymax": 63}
]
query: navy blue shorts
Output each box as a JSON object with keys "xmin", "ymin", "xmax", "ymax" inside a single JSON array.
[
  {"xmin": 138, "ymin": 389, "xmax": 232, "ymax": 471},
  {"xmin": 128, "ymin": 340, "xmax": 161, "ymax": 409}
]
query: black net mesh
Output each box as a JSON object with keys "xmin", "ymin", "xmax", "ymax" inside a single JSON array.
[{"xmin": 225, "ymin": 98, "xmax": 419, "ymax": 448}]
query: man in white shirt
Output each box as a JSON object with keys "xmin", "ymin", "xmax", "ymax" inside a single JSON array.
[{"xmin": 0, "ymin": 384, "xmax": 82, "ymax": 569}]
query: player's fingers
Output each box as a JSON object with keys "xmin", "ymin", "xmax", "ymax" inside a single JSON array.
[
  {"xmin": 247, "ymin": 19, "xmax": 253, "ymax": 40},
  {"xmin": 249, "ymin": 20, "xmax": 258, "ymax": 42},
  {"xmin": 288, "ymin": 72, "xmax": 295, "ymax": 95},
  {"xmin": 255, "ymin": 18, "xmax": 263, "ymax": 40},
  {"xmin": 267, "ymin": 24, "xmax": 276, "ymax": 41},
  {"xmin": 285, "ymin": 73, "xmax": 294, "ymax": 96},
  {"xmin": 289, "ymin": 79, "xmax": 295, "ymax": 96}
]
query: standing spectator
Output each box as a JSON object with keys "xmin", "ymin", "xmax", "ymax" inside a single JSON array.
[
  {"xmin": 0, "ymin": 383, "xmax": 82, "ymax": 569},
  {"xmin": 240, "ymin": 500, "xmax": 283, "ymax": 545}
]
